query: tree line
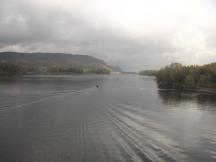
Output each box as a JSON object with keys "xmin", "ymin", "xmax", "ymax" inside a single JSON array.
[
  {"xmin": 156, "ymin": 63, "xmax": 216, "ymax": 89},
  {"xmin": 139, "ymin": 70, "xmax": 158, "ymax": 76},
  {"xmin": 0, "ymin": 62, "xmax": 111, "ymax": 76}
]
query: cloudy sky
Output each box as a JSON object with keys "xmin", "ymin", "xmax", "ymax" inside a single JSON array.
[{"xmin": 1, "ymin": 0, "xmax": 216, "ymax": 71}]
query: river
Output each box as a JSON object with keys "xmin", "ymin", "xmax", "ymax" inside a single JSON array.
[{"xmin": 0, "ymin": 74, "xmax": 216, "ymax": 162}]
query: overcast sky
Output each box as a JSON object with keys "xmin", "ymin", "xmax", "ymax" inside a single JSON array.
[{"xmin": 1, "ymin": 0, "xmax": 216, "ymax": 71}]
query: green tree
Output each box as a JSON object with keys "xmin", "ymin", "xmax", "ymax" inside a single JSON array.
[{"xmin": 184, "ymin": 75, "xmax": 195, "ymax": 88}]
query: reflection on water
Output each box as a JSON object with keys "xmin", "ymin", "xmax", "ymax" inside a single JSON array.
[
  {"xmin": 158, "ymin": 90, "xmax": 216, "ymax": 110},
  {"xmin": 0, "ymin": 75, "xmax": 216, "ymax": 162}
]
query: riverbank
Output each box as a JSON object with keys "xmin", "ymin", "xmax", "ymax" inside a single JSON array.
[
  {"xmin": 185, "ymin": 87, "xmax": 216, "ymax": 94},
  {"xmin": 0, "ymin": 73, "xmax": 115, "ymax": 81}
]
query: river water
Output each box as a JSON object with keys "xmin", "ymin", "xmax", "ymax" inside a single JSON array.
[{"xmin": 0, "ymin": 74, "xmax": 216, "ymax": 162}]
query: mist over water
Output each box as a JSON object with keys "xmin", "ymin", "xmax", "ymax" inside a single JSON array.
[{"xmin": 0, "ymin": 74, "xmax": 216, "ymax": 162}]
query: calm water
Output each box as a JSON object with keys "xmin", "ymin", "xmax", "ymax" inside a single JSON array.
[{"xmin": 0, "ymin": 74, "xmax": 216, "ymax": 162}]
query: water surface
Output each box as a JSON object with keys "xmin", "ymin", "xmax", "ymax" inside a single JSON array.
[{"xmin": 0, "ymin": 74, "xmax": 216, "ymax": 162}]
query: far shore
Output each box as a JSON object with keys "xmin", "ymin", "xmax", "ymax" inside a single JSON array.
[{"xmin": 0, "ymin": 72, "xmax": 121, "ymax": 79}]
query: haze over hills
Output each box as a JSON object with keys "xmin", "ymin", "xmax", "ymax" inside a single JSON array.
[{"xmin": 0, "ymin": 52, "xmax": 118, "ymax": 75}]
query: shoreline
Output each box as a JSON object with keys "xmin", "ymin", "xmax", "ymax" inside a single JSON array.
[
  {"xmin": 185, "ymin": 87, "xmax": 216, "ymax": 94},
  {"xmin": 0, "ymin": 73, "xmax": 112, "ymax": 80},
  {"xmin": 159, "ymin": 87, "xmax": 216, "ymax": 95}
]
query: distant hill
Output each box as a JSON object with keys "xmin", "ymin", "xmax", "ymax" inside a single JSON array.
[
  {"xmin": 0, "ymin": 52, "xmax": 107, "ymax": 66},
  {"xmin": 0, "ymin": 52, "xmax": 118, "ymax": 75}
]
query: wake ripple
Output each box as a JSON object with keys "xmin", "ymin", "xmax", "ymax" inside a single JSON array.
[
  {"xmin": 103, "ymin": 103, "xmax": 187, "ymax": 162},
  {"xmin": 0, "ymin": 87, "xmax": 94, "ymax": 112}
]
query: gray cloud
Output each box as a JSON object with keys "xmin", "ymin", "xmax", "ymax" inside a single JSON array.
[{"xmin": 0, "ymin": 0, "xmax": 216, "ymax": 71}]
